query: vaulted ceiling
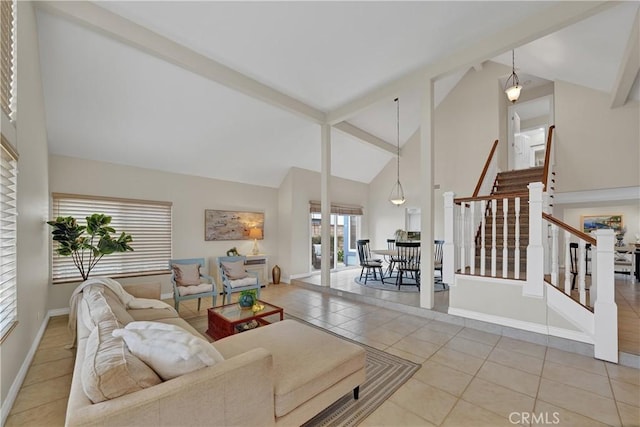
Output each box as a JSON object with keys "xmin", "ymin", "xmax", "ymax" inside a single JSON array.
[{"xmin": 35, "ymin": 1, "xmax": 639, "ymax": 188}]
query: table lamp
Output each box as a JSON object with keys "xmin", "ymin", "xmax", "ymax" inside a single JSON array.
[{"xmin": 249, "ymin": 228, "xmax": 263, "ymax": 255}]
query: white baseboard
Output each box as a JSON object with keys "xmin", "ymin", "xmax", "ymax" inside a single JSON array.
[
  {"xmin": 448, "ymin": 307, "xmax": 549, "ymax": 335},
  {"xmin": 49, "ymin": 307, "xmax": 70, "ymax": 316},
  {"xmin": 548, "ymin": 326, "xmax": 593, "ymax": 344},
  {"xmin": 1, "ymin": 313, "xmax": 51, "ymax": 426}
]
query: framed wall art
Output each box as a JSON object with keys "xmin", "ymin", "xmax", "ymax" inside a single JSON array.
[
  {"xmin": 580, "ymin": 214, "xmax": 623, "ymax": 234},
  {"xmin": 204, "ymin": 210, "xmax": 264, "ymax": 241}
]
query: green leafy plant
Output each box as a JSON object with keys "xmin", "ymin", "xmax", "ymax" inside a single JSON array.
[
  {"xmin": 47, "ymin": 214, "xmax": 134, "ymax": 280},
  {"xmin": 240, "ymin": 289, "xmax": 258, "ymax": 301}
]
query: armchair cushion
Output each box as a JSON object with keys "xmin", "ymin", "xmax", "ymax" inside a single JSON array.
[
  {"xmin": 171, "ymin": 263, "xmax": 201, "ymax": 286},
  {"xmin": 221, "ymin": 260, "xmax": 248, "ymax": 280},
  {"xmin": 229, "ymin": 277, "xmax": 258, "ymax": 288},
  {"xmin": 112, "ymin": 321, "xmax": 224, "ymax": 380},
  {"xmin": 177, "ymin": 283, "xmax": 214, "ymax": 297}
]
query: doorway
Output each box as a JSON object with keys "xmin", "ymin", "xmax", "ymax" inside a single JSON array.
[{"xmin": 508, "ymin": 95, "xmax": 554, "ymax": 171}]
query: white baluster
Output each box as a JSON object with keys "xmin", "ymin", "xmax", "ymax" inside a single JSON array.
[
  {"xmin": 578, "ymin": 240, "xmax": 586, "ymax": 305},
  {"xmin": 480, "ymin": 200, "xmax": 486, "ymax": 276},
  {"xmin": 460, "ymin": 204, "xmax": 466, "ymax": 273},
  {"xmin": 491, "ymin": 199, "xmax": 497, "ymax": 277},
  {"xmin": 503, "ymin": 198, "xmax": 509, "ymax": 278},
  {"xmin": 514, "ymin": 197, "xmax": 521, "ymax": 280},
  {"xmin": 470, "ymin": 201, "xmax": 476, "ymax": 274},
  {"xmin": 564, "ymin": 231, "xmax": 571, "ymax": 295},
  {"xmin": 551, "ymin": 224, "xmax": 559, "ymax": 286}
]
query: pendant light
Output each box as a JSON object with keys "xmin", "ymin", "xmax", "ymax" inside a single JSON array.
[
  {"xmin": 389, "ymin": 97, "xmax": 406, "ymax": 206},
  {"xmin": 505, "ymin": 50, "xmax": 522, "ymax": 103}
]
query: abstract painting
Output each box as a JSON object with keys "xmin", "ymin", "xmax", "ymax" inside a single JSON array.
[
  {"xmin": 204, "ymin": 210, "xmax": 264, "ymax": 241},
  {"xmin": 581, "ymin": 214, "xmax": 623, "ymax": 233}
]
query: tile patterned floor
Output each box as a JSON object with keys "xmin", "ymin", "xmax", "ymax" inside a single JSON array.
[{"xmin": 6, "ymin": 282, "xmax": 640, "ymax": 426}]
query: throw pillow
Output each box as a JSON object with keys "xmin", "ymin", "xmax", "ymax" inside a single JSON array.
[
  {"xmin": 112, "ymin": 321, "xmax": 224, "ymax": 380},
  {"xmin": 82, "ymin": 317, "xmax": 162, "ymax": 403},
  {"xmin": 221, "ymin": 260, "xmax": 248, "ymax": 280},
  {"xmin": 172, "ymin": 263, "xmax": 201, "ymax": 286}
]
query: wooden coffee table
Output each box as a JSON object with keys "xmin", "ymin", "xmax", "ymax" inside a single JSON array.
[{"xmin": 206, "ymin": 300, "xmax": 284, "ymax": 340}]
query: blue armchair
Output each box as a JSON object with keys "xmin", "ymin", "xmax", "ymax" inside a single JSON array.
[
  {"xmin": 217, "ymin": 256, "xmax": 261, "ymax": 305},
  {"xmin": 169, "ymin": 258, "xmax": 217, "ymax": 312}
]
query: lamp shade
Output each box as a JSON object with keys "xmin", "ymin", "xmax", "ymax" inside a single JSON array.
[
  {"xmin": 505, "ymin": 84, "xmax": 522, "ymax": 103},
  {"xmin": 249, "ymin": 228, "xmax": 263, "ymax": 239}
]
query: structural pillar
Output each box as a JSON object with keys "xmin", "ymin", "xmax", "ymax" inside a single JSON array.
[
  {"xmin": 420, "ymin": 79, "xmax": 435, "ymax": 309},
  {"xmin": 320, "ymin": 124, "xmax": 331, "ymax": 287}
]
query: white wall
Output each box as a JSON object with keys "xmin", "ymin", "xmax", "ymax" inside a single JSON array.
[
  {"xmin": 48, "ymin": 155, "xmax": 279, "ymax": 309},
  {"xmin": 281, "ymin": 167, "xmax": 369, "ymax": 280},
  {"xmin": 1, "ymin": 0, "xmax": 51, "ymax": 414}
]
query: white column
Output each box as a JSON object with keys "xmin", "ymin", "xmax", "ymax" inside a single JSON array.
[
  {"xmin": 491, "ymin": 199, "xmax": 497, "ymax": 277},
  {"xmin": 525, "ymin": 182, "xmax": 544, "ymax": 298},
  {"xmin": 420, "ymin": 79, "xmax": 435, "ymax": 309},
  {"xmin": 443, "ymin": 192, "xmax": 455, "ymax": 285},
  {"xmin": 320, "ymin": 124, "xmax": 331, "ymax": 287},
  {"xmin": 514, "ymin": 197, "xmax": 521, "ymax": 280},
  {"xmin": 502, "ymin": 198, "xmax": 508, "ymax": 278},
  {"xmin": 593, "ymin": 229, "xmax": 617, "ymax": 363},
  {"xmin": 550, "ymin": 224, "xmax": 558, "ymax": 286}
]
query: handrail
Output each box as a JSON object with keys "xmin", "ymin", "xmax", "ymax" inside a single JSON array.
[
  {"xmin": 542, "ymin": 125, "xmax": 555, "ymax": 191},
  {"xmin": 542, "ymin": 212, "xmax": 596, "ymax": 245},
  {"xmin": 455, "ymin": 191, "xmax": 529, "ymax": 204},
  {"xmin": 472, "ymin": 139, "xmax": 499, "ymax": 197}
]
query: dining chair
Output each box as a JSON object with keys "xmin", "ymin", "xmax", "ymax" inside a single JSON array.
[
  {"xmin": 385, "ymin": 239, "xmax": 402, "ymax": 278},
  {"xmin": 169, "ymin": 258, "xmax": 217, "ymax": 312},
  {"xmin": 434, "ymin": 240, "xmax": 446, "ymax": 290},
  {"xmin": 396, "ymin": 242, "xmax": 421, "ymax": 290},
  {"xmin": 357, "ymin": 239, "xmax": 384, "ymax": 284}
]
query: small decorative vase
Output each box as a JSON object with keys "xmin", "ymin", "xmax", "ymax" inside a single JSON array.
[
  {"xmin": 272, "ymin": 265, "xmax": 281, "ymax": 284},
  {"xmin": 238, "ymin": 294, "xmax": 254, "ymax": 308}
]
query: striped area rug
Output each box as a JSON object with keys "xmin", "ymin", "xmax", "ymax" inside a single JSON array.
[{"xmin": 291, "ymin": 315, "xmax": 421, "ymax": 427}]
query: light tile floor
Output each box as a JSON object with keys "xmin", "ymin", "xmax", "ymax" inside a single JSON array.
[{"xmin": 6, "ymin": 283, "xmax": 640, "ymax": 426}]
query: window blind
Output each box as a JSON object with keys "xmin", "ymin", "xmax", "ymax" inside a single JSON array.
[
  {"xmin": 1, "ymin": 0, "xmax": 15, "ymax": 119},
  {"xmin": 0, "ymin": 135, "xmax": 18, "ymax": 340},
  {"xmin": 309, "ymin": 201, "xmax": 363, "ymax": 216},
  {"xmin": 51, "ymin": 194, "xmax": 173, "ymax": 282}
]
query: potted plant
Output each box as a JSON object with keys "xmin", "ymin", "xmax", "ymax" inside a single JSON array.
[
  {"xmin": 238, "ymin": 289, "xmax": 258, "ymax": 308},
  {"xmin": 48, "ymin": 213, "xmax": 134, "ymax": 280}
]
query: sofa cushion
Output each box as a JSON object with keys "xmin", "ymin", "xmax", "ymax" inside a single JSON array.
[
  {"xmin": 82, "ymin": 314, "xmax": 161, "ymax": 403},
  {"xmin": 101, "ymin": 286, "xmax": 135, "ymax": 325},
  {"xmin": 81, "ymin": 285, "xmax": 125, "ymax": 331},
  {"xmin": 228, "ymin": 277, "xmax": 258, "ymax": 288},
  {"xmin": 128, "ymin": 306, "xmax": 180, "ymax": 322},
  {"xmin": 172, "ymin": 263, "xmax": 201, "ymax": 286},
  {"xmin": 221, "ymin": 260, "xmax": 248, "ymax": 280},
  {"xmin": 214, "ymin": 320, "xmax": 366, "ymax": 418},
  {"xmin": 113, "ymin": 321, "xmax": 224, "ymax": 380}
]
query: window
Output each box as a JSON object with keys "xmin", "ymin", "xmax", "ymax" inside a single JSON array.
[
  {"xmin": 1, "ymin": 0, "xmax": 16, "ymax": 120},
  {"xmin": 0, "ymin": 136, "xmax": 18, "ymax": 340},
  {"xmin": 51, "ymin": 194, "xmax": 172, "ymax": 282}
]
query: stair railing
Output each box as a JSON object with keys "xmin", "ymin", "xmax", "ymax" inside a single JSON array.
[
  {"xmin": 542, "ymin": 125, "xmax": 556, "ymax": 211},
  {"xmin": 472, "ymin": 139, "xmax": 499, "ymax": 197}
]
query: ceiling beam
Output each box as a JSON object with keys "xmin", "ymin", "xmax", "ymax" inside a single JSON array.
[
  {"xmin": 610, "ymin": 7, "xmax": 639, "ymax": 108},
  {"xmin": 327, "ymin": 1, "xmax": 616, "ymax": 125},
  {"xmin": 333, "ymin": 122, "xmax": 396, "ymax": 155},
  {"xmin": 34, "ymin": 1, "xmax": 326, "ymax": 124}
]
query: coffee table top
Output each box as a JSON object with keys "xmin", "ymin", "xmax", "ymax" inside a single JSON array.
[{"xmin": 208, "ymin": 300, "xmax": 283, "ymax": 323}]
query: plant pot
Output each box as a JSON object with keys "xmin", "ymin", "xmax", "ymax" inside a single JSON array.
[{"xmin": 238, "ymin": 294, "xmax": 254, "ymax": 308}]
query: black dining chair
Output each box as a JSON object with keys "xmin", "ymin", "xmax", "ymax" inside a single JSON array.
[
  {"xmin": 396, "ymin": 241, "xmax": 421, "ymax": 290},
  {"xmin": 357, "ymin": 239, "xmax": 384, "ymax": 284},
  {"xmin": 434, "ymin": 240, "xmax": 446, "ymax": 290},
  {"xmin": 386, "ymin": 239, "xmax": 403, "ymax": 277}
]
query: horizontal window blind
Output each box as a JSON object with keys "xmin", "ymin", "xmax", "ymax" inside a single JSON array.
[
  {"xmin": 309, "ymin": 201, "xmax": 363, "ymax": 216},
  {"xmin": 1, "ymin": 136, "xmax": 18, "ymax": 340},
  {"xmin": 1, "ymin": 0, "xmax": 15, "ymax": 119},
  {"xmin": 51, "ymin": 194, "xmax": 172, "ymax": 282}
]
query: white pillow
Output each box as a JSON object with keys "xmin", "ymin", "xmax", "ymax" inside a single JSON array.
[
  {"xmin": 112, "ymin": 321, "xmax": 224, "ymax": 380},
  {"xmin": 229, "ymin": 277, "xmax": 258, "ymax": 288}
]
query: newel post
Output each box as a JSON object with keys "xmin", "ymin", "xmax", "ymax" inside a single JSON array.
[
  {"xmin": 525, "ymin": 182, "xmax": 544, "ymax": 298},
  {"xmin": 593, "ymin": 229, "xmax": 617, "ymax": 363},
  {"xmin": 443, "ymin": 192, "xmax": 455, "ymax": 285}
]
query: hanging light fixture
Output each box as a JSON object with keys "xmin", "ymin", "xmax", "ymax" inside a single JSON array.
[
  {"xmin": 504, "ymin": 49, "xmax": 522, "ymax": 103},
  {"xmin": 389, "ymin": 97, "xmax": 406, "ymax": 206}
]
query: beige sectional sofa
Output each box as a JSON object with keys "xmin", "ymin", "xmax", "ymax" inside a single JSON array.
[{"xmin": 65, "ymin": 281, "xmax": 366, "ymax": 427}]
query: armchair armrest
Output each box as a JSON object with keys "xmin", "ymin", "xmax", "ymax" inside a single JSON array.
[{"xmin": 200, "ymin": 273, "xmax": 218, "ymax": 292}]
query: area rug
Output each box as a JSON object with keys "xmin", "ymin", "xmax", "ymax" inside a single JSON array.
[
  {"xmin": 354, "ymin": 275, "xmax": 448, "ymax": 292},
  {"xmin": 184, "ymin": 313, "xmax": 420, "ymax": 427}
]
